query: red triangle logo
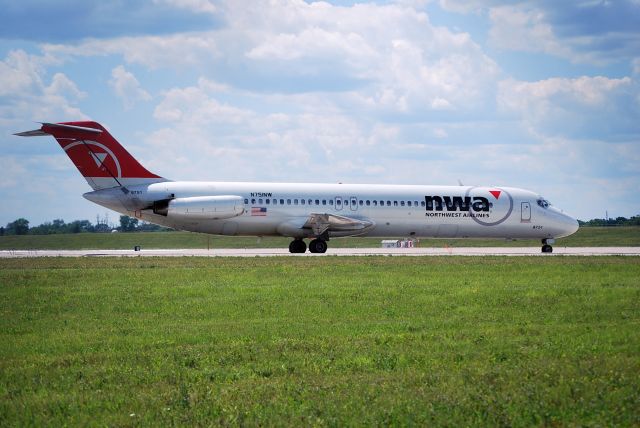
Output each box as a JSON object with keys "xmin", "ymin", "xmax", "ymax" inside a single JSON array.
[{"xmin": 489, "ymin": 190, "xmax": 501, "ymax": 199}]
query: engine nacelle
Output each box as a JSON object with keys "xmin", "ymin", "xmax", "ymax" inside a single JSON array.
[{"xmin": 154, "ymin": 195, "xmax": 244, "ymax": 220}]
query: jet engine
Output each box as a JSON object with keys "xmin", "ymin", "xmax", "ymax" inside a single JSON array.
[{"xmin": 153, "ymin": 195, "xmax": 244, "ymax": 220}]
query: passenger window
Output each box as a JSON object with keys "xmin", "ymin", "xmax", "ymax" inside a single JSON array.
[
  {"xmin": 280, "ymin": 199, "xmax": 285, "ymax": 205},
  {"xmin": 308, "ymin": 199, "xmax": 313, "ymax": 205},
  {"xmin": 337, "ymin": 199, "xmax": 342, "ymax": 205},
  {"xmin": 366, "ymin": 200, "xmax": 370, "ymax": 206},
  {"xmin": 329, "ymin": 200, "xmax": 333, "ymax": 205},
  {"xmin": 244, "ymin": 198, "xmax": 248, "ymax": 204},
  {"xmin": 401, "ymin": 201, "xmax": 405, "ymax": 206},
  {"xmin": 322, "ymin": 200, "xmax": 326, "ymax": 205},
  {"xmin": 287, "ymin": 199, "xmax": 291, "ymax": 205},
  {"xmin": 407, "ymin": 201, "xmax": 411, "ymax": 207},
  {"xmin": 251, "ymin": 198, "xmax": 256, "ymax": 204},
  {"xmin": 272, "ymin": 199, "xmax": 277, "ymax": 205},
  {"xmin": 301, "ymin": 199, "xmax": 305, "ymax": 205},
  {"xmin": 359, "ymin": 200, "xmax": 364, "ymax": 206},
  {"xmin": 421, "ymin": 201, "xmax": 426, "ymax": 207},
  {"xmin": 373, "ymin": 200, "xmax": 378, "ymax": 206},
  {"xmin": 294, "ymin": 199, "xmax": 298, "ymax": 205},
  {"xmin": 315, "ymin": 199, "xmax": 320, "ymax": 205},
  {"xmin": 259, "ymin": 198, "xmax": 263, "ymax": 204},
  {"xmin": 387, "ymin": 201, "xmax": 391, "ymax": 206},
  {"xmin": 266, "ymin": 199, "xmax": 270, "ymax": 204},
  {"xmin": 380, "ymin": 200, "xmax": 384, "ymax": 206}
]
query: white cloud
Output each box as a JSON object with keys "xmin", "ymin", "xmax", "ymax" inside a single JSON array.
[
  {"xmin": 153, "ymin": 0, "xmax": 217, "ymax": 14},
  {"xmin": 488, "ymin": 5, "xmax": 578, "ymax": 61},
  {"xmin": 443, "ymin": 1, "xmax": 640, "ymax": 65},
  {"xmin": 43, "ymin": 33, "xmax": 219, "ymax": 69},
  {"xmin": 433, "ymin": 128, "xmax": 448, "ymax": 138},
  {"xmin": 42, "ymin": 1, "xmax": 499, "ymax": 113},
  {"xmin": 0, "ymin": 50, "xmax": 43, "ymax": 96},
  {"xmin": 46, "ymin": 73, "xmax": 85, "ymax": 100},
  {"xmin": 154, "ymin": 78, "xmax": 251, "ymax": 124},
  {"xmin": 109, "ymin": 65, "xmax": 151, "ymax": 109},
  {"xmin": 0, "ymin": 50, "xmax": 87, "ymax": 128},
  {"xmin": 498, "ymin": 76, "xmax": 636, "ymax": 138}
]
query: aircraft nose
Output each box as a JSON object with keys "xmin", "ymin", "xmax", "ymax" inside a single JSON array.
[{"xmin": 557, "ymin": 213, "xmax": 579, "ymax": 238}]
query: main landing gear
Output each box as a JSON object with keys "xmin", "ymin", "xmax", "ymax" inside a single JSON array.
[
  {"xmin": 541, "ymin": 238, "xmax": 555, "ymax": 253},
  {"xmin": 289, "ymin": 239, "xmax": 306, "ymax": 253},
  {"xmin": 288, "ymin": 238, "xmax": 328, "ymax": 254},
  {"xmin": 309, "ymin": 239, "xmax": 328, "ymax": 254}
]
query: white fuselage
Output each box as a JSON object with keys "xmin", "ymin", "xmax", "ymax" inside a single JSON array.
[{"xmin": 84, "ymin": 181, "xmax": 579, "ymax": 241}]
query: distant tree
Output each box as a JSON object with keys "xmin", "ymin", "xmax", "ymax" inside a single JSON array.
[
  {"xmin": 52, "ymin": 219, "xmax": 66, "ymax": 232},
  {"xmin": 75, "ymin": 219, "xmax": 94, "ymax": 233},
  {"xmin": 119, "ymin": 215, "xmax": 139, "ymax": 232},
  {"xmin": 136, "ymin": 222, "xmax": 165, "ymax": 232},
  {"xmin": 28, "ymin": 222, "xmax": 51, "ymax": 235},
  {"xmin": 94, "ymin": 222, "xmax": 111, "ymax": 233},
  {"xmin": 6, "ymin": 218, "xmax": 30, "ymax": 235},
  {"xmin": 579, "ymin": 215, "xmax": 640, "ymax": 227},
  {"xmin": 0, "ymin": 226, "xmax": 4, "ymax": 236}
]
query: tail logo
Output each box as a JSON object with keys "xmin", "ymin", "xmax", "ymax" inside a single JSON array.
[
  {"xmin": 63, "ymin": 140, "xmax": 122, "ymax": 178},
  {"xmin": 90, "ymin": 152, "xmax": 108, "ymax": 168}
]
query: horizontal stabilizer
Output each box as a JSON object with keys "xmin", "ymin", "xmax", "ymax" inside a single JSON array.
[
  {"xmin": 15, "ymin": 122, "xmax": 103, "ymax": 137},
  {"xmin": 14, "ymin": 129, "xmax": 48, "ymax": 137}
]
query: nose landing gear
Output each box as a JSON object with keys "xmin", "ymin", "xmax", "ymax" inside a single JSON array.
[{"xmin": 541, "ymin": 238, "xmax": 555, "ymax": 253}]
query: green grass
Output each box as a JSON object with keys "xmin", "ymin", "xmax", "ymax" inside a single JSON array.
[
  {"xmin": 0, "ymin": 226, "xmax": 638, "ymax": 250},
  {"xmin": 1, "ymin": 257, "xmax": 639, "ymax": 426}
]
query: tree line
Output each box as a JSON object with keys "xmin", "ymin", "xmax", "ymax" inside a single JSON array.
[
  {"xmin": 577, "ymin": 216, "xmax": 640, "ymax": 227},
  {"xmin": 1, "ymin": 214, "xmax": 638, "ymax": 236},
  {"xmin": 1, "ymin": 216, "xmax": 171, "ymax": 236}
]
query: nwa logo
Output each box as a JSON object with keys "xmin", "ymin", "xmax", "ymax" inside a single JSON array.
[
  {"xmin": 424, "ymin": 195, "xmax": 490, "ymax": 212},
  {"xmin": 424, "ymin": 188, "xmax": 513, "ymax": 225}
]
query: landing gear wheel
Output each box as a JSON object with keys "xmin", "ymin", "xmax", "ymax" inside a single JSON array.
[
  {"xmin": 289, "ymin": 239, "xmax": 307, "ymax": 254},
  {"xmin": 541, "ymin": 244, "xmax": 553, "ymax": 253},
  {"xmin": 309, "ymin": 239, "xmax": 328, "ymax": 254}
]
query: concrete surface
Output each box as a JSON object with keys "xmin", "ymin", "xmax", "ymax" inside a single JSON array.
[{"xmin": 1, "ymin": 247, "xmax": 639, "ymax": 258}]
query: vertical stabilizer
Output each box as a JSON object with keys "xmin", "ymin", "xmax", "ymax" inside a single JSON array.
[{"xmin": 15, "ymin": 121, "xmax": 166, "ymax": 190}]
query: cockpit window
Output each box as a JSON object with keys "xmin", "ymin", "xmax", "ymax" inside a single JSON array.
[{"xmin": 537, "ymin": 198, "xmax": 550, "ymax": 209}]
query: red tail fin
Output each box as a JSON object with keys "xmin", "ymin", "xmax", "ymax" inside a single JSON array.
[{"xmin": 16, "ymin": 121, "xmax": 166, "ymax": 190}]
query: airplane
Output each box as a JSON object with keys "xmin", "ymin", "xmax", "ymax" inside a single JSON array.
[{"xmin": 15, "ymin": 121, "xmax": 579, "ymax": 253}]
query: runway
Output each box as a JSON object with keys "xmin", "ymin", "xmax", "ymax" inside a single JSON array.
[{"xmin": 1, "ymin": 247, "xmax": 639, "ymax": 258}]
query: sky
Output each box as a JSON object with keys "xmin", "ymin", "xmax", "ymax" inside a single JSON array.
[{"xmin": 0, "ymin": 0, "xmax": 639, "ymax": 226}]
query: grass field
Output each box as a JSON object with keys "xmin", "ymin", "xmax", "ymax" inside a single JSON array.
[
  {"xmin": 0, "ymin": 226, "xmax": 638, "ymax": 250},
  {"xmin": 1, "ymin": 256, "xmax": 639, "ymax": 426}
]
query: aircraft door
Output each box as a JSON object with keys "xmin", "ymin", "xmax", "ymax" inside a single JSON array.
[
  {"xmin": 521, "ymin": 201, "xmax": 531, "ymax": 223},
  {"xmin": 350, "ymin": 196, "xmax": 358, "ymax": 211},
  {"xmin": 335, "ymin": 196, "xmax": 343, "ymax": 211}
]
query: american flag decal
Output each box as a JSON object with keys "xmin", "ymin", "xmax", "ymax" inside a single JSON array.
[{"xmin": 251, "ymin": 207, "xmax": 267, "ymax": 216}]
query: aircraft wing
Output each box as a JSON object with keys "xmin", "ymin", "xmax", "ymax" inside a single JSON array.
[{"xmin": 277, "ymin": 213, "xmax": 375, "ymax": 238}]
